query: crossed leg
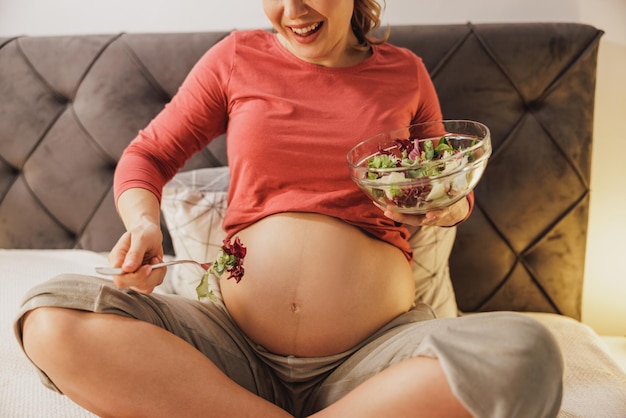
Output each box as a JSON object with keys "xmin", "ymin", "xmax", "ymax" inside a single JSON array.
[{"xmin": 22, "ymin": 307, "xmax": 470, "ymax": 418}]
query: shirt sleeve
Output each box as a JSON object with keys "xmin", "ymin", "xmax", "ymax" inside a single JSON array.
[
  {"xmin": 411, "ymin": 57, "xmax": 443, "ymax": 125},
  {"xmin": 113, "ymin": 33, "xmax": 236, "ymax": 204}
]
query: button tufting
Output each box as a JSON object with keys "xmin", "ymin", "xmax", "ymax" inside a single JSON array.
[{"xmin": 526, "ymin": 100, "xmax": 543, "ymax": 111}]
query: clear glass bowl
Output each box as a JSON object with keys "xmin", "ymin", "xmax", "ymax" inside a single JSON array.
[{"xmin": 347, "ymin": 120, "xmax": 492, "ymax": 214}]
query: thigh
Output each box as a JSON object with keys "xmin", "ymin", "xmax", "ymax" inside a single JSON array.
[
  {"xmin": 307, "ymin": 309, "xmax": 563, "ymax": 418},
  {"xmin": 15, "ymin": 274, "xmax": 285, "ymax": 405}
]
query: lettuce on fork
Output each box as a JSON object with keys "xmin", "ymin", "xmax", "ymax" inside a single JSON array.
[{"xmin": 196, "ymin": 237, "xmax": 247, "ymax": 300}]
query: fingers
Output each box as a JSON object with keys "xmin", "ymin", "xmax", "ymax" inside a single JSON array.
[
  {"xmin": 375, "ymin": 198, "xmax": 468, "ymax": 227},
  {"xmin": 107, "ymin": 227, "xmax": 165, "ymax": 293},
  {"xmin": 108, "ymin": 231, "xmax": 132, "ymax": 268},
  {"xmin": 112, "ymin": 256, "xmax": 166, "ymax": 294},
  {"xmin": 113, "ymin": 264, "xmax": 152, "ymax": 290},
  {"xmin": 375, "ymin": 202, "xmax": 441, "ymax": 226},
  {"xmin": 109, "ymin": 230, "xmax": 163, "ymax": 274},
  {"xmin": 403, "ymin": 210, "xmax": 443, "ymax": 227}
]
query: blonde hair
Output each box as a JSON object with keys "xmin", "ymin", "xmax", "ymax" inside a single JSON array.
[{"xmin": 352, "ymin": 0, "xmax": 389, "ymax": 49}]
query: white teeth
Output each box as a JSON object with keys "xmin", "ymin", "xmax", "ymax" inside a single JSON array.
[{"xmin": 291, "ymin": 23, "xmax": 321, "ymax": 35}]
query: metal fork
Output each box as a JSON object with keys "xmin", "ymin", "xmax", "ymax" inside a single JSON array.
[{"xmin": 95, "ymin": 259, "xmax": 212, "ymax": 276}]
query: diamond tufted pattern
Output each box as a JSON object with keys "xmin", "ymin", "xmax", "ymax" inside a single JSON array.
[{"xmin": 0, "ymin": 23, "xmax": 603, "ymax": 318}]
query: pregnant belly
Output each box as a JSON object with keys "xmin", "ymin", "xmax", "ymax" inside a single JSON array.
[{"xmin": 219, "ymin": 213, "xmax": 414, "ymax": 357}]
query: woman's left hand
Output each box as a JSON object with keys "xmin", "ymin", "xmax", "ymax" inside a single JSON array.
[{"xmin": 377, "ymin": 197, "xmax": 470, "ymax": 228}]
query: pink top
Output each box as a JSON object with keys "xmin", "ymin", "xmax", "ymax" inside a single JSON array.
[{"xmin": 114, "ymin": 30, "xmax": 470, "ymax": 260}]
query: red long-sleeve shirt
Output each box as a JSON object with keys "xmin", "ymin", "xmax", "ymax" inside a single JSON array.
[{"xmin": 114, "ymin": 29, "xmax": 469, "ymax": 260}]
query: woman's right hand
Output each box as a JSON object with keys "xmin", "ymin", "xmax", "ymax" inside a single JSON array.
[{"xmin": 108, "ymin": 188, "xmax": 166, "ymax": 293}]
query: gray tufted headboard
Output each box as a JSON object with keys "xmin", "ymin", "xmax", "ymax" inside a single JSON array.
[{"xmin": 0, "ymin": 23, "xmax": 603, "ymax": 319}]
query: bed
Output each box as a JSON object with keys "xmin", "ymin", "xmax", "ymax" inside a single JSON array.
[{"xmin": 1, "ymin": 22, "xmax": 625, "ymax": 417}]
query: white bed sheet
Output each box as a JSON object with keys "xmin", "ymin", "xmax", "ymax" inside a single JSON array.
[{"xmin": 600, "ymin": 337, "xmax": 626, "ymax": 373}]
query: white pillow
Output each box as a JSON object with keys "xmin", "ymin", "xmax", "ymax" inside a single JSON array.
[
  {"xmin": 407, "ymin": 224, "xmax": 458, "ymax": 317},
  {"xmin": 161, "ymin": 167, "xmax": 229, "ymax": 301},
  {"xmin": 161, "ymin": 167, "xmax": 458, "ymax": 317}
]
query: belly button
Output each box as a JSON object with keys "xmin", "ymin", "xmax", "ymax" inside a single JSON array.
[{"xmin": 290, "ymin": 303, "xmax": 300, "ymax": 314}]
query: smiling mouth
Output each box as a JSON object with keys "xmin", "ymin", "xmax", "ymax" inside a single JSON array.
[{"xmin": 290, "ymin": 22, "xmax": 323, "ymax": 37}]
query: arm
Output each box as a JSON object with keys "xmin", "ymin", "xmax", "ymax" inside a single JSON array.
[{"xmin": 107, "ymin": 36, "xmax": 237, "ymax": 293}]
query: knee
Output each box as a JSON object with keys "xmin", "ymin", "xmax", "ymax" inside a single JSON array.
[
  {"xmin": 422, "ymin": 313, "xmax": 563, "ymax": 417},
  {"xmin": 21, "ymin": 307, "xmax": 83, "ymax": 366},
  {"xmin": 507, "ymin": 313, "xmax": 563, "ymax": 376},
  {"xmin": 491, "ymin": 313, "xmax": 564, "ymax": 415}
]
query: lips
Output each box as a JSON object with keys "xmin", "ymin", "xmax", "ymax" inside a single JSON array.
[{"xmin": 289, "ymin": 22, "xmax": 323, "ymax": 37}]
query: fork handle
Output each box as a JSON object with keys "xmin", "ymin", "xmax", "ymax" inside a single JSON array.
[{"xmin": 95, "ymin": 262, "xmax": 171, "ymax": 276}]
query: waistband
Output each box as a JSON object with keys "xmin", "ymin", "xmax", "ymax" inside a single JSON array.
[{"xmin": 248, "ymin": 303, "xmax": 436, "ymax": 383}]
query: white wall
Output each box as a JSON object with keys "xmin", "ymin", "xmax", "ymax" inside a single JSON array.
[
  {"xmin": 0, "ymin": 0, "xmax": 599, "ymax": 37},
  {"xmin": 1, "ymin": 1, "xmax": 625, "ymax": 336}
]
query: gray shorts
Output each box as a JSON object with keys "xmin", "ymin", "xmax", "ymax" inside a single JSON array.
[{"xmin": 14, "ymin": 274, "xmax": 563, "ymax": 418}]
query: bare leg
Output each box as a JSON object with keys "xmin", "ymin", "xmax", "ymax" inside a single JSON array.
[
  {"xmin": 311, "ymin": 357, "xmax": 472, "ymax": 418},
  {"xmin": 22, "ymin": 307, "xmax": 292, "ymax": 418}
]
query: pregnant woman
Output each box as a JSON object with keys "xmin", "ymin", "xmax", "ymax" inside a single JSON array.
[{"xmin": 15, "ymin": 1, "xmax": 563, "ymax": 417}]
